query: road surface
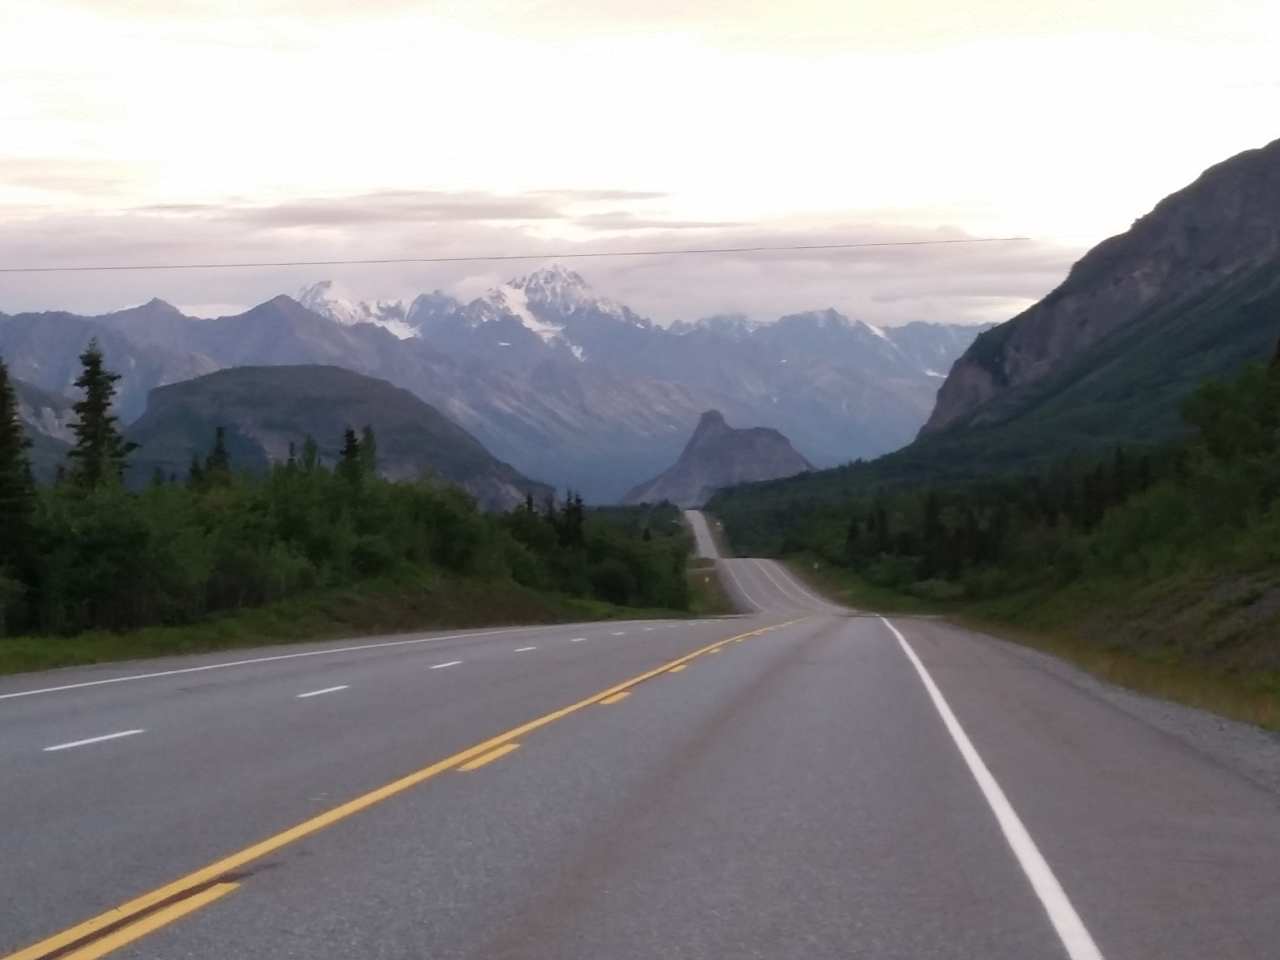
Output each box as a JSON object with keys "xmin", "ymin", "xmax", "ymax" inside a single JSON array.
[{"xmin": 1, "ymin": 510, "xmax": 1277, "ymax": 959}]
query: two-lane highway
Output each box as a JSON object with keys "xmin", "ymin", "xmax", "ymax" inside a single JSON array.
[{"xmin": 2, "ymin": 511, "xmax": 1278, "ymax": 958}]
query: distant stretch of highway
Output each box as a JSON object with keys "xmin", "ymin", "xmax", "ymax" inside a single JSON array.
[{"xmin": 1, "ymin": 510, "xmax": 1276, "ymax": 959}]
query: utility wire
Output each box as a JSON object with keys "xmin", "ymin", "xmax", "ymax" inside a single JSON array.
[{"xmin": 0, "ymin": 236, "xmax": 1030, "ymax": 274}]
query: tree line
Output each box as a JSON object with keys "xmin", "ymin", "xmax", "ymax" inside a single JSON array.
[
  {"xmin": 714, "ymin": 344, "xmax": 1280, "ymax": 602},
  {"xmin": 0, "ymin": 342, "xmax": 691, "ymax": 636}
]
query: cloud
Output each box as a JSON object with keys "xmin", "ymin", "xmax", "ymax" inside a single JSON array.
[
  {"xmin": 0, "ymin": 192, "xmax": 1081, "ymax": 330},
  {"xmin": 128, "ymin": 189, "xmax": 687, "ymax": 229},
  {"xmin": 0, "ymin": 157, "xmax": 128, "ymax": 194},
  {"xmin": 571, "ymin": 211, "xmax": 743, "ymax": 230}
]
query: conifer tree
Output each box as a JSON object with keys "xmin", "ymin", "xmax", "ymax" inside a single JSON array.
[
  {"xmin": 557, "ymin": 491, "xmax": 585, "ymax": 547},
  {"xmin": 844, "ymin": 514, "xmax": 861, "ymax": 564},
  {"xmin": 338, "ymin": 428, "xmax": 362, "ymax": 484},
  {"xmin": 66, "ymin": 339, "xmax": 135, "ymax": 488},
  {"xmin": 0, "ymin": 358, "xmax": 35, "ymax": 566},
  {"xmin": 204, "ymin": 426, "xmax": 231, "ymax": 485}
]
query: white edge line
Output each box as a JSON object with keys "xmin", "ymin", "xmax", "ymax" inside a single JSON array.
[
  {"xmin": 430, "ymin": 660, "xmax": 463, "ymax": 670},
  {"xmin": 880, "ymin": 616, "xmax": 1105, "ymax": 960},
  {"xmin": 720, "ymin": 562, "xmax": 762, "ymax": 612},
  {"xmin": 750, "ymin": 558, "xmax": 812, "ymax": 608},
  {"xmin": 44, "ymin": 729, "xmax": 145, "ymax": 752},
  {"xmin": 760, "ymin": 559, "xmax": 834, "ymax": 608},
  {"xmin": 296, "ymin": 685, "xmax": 349, "ymax": 699}
]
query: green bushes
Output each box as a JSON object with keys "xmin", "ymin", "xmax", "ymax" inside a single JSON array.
[
  {"xmin": 0, "ymin": 350, "xmax": 696, "ymax": 640},
  {"xmin": 716, "ymin": 356, "xmax": 1280, "ymax": 612}
]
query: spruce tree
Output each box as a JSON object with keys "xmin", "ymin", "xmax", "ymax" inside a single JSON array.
[
  {"xmin": 338, "ymin": 428, "xmax": 362, "ymax": 484},
  {"xmin": 204, "ymin": 426, "xmax": 231, "ymax": 485},
  {"xmin": 66, "ymin": 339, "xmax": 135, "ymax": 489},
  {"xmin": 844, "ymin": 514, "xmax": 861, "ymax": 564},
  {"xmin": 0, "ymin": 358, "xmax": 35, "ymax": 565}
]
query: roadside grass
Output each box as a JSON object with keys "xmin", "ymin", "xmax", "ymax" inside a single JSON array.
[
  {"xmin": 0, "ymin": 568, "xmax": 674, "ymax": 677},
  {"xmin": 954, "ymin": 614, "xmax": 1280, "ymax": 732},
  {"xmin": 780, "ymin": 554, "xmax": 1280, "ymax": 732},
  {"xmin": 687, "ymin": 559, "xmax": 736, "ymax": 617}
]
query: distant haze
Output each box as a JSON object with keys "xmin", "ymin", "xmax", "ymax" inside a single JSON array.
[{"xmin": 1, "ymin": 1, "xmax": 1277, "ymax": 323}]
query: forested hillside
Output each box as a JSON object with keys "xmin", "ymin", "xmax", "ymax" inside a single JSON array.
[
  {"xmin": 0, "ymin": 345, "xmax": 691, "ymax": 667},
  {"xmin": 713, "ymin": 349, "xmax": 1280, "ymax": 686}
]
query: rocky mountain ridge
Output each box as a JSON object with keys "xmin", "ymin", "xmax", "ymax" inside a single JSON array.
[
  {"xmin": 923, "ymin": 136, "xmax": 1280, "ymax": 439},
  {"xmin": 623, "ymin": 410, "xmax": 812, "ymax": 507},
  {"xmin": 1, "ymin": 268, "xmax": 990, "ymax": 500}
]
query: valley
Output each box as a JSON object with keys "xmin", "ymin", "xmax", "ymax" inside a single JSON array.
[{"xmin": 1, "ymin": 12, "xmax": 1278, "ymax": 952}]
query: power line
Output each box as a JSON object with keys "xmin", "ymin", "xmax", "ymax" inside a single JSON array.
[{"xmin": 0, "ymin": 236, "xmax": 1030, "ymax": 275}]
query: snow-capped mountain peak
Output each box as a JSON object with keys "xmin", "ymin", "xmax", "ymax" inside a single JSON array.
[
  {"xmin": 297, "ymin": 281, "xmax": 417, "ymax": 340},
  {"xmin": 509, "ymin": 264, "xmax": 645, "ymax": 328}
]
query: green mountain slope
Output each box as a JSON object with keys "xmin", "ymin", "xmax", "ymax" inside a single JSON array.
[
  {"xmin": 124, "ymin": 365, "xmax": 552, "ymax": 510},
  {"xmin": 709, "ymin": 139, "xmax": 1280, "ymax": 519}
]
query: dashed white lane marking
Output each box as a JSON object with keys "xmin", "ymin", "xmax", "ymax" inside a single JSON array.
[
  {"xmin": 570, "ymin": 638, "xmax": 586, "ymax": 643},
  {"xmin": 0, "ymin": 624, "xmax": 558, "ymax": 702},
  {"xmin": 611, "ymin": 631, "xmax": 626, "ymax": 636},
  {"xmin": 514, "ymin": 646, "xmax": 537, "ymax": 653},
  {"xmin": 430, "ymin": 660, "xmax": 463, "ymax": 670},
  {"xmin": 44, "ymin": 729, "xmax": 145, "ymax": 752},
  {"xmin": 881, "ymin": 617, "xmax": 1105, "ymax": 960},
  {"xmin": 296, "ymin": 685, "xmax": 348, "ymax": 699}
]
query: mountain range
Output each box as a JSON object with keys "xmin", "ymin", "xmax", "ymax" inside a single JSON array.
[
  {"xmin": 706, "ymin": 135, "xmax": 1280, "ymax": 510},
  {"xmin": 1, "ymin": 266, "xmax": 988, "ymax": 500},
  {"xmin": 623, "ymin": 410, "xmax": 812, "ymax": 507}
]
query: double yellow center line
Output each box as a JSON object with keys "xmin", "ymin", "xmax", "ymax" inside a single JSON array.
[{"xmin": 6, "ymin": 617, "xmax": 805, "ymax": 960}]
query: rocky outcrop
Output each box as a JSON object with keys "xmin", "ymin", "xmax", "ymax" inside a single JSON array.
[
  {"xmin": 923, "ymin": 137, "xmax": 1280, "ymax": 436},
  {"xmin": 623, "ymin": 410, "xmax": 812, "ymax": 507}
]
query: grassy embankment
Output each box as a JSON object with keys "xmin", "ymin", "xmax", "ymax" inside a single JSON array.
[
  {"xmin": 783, "ymin": 554, "xmax": 1280, "ymax": 731},
  {"xmin": 682, "ymin": 512, "xmax": 738, "ymax": 617},
  {"xmin": 0, "ymin": 567, "xmax": 677, "ymax": 676},
  {"xmin": 686, "ymin": 559, "xmax": 736, "ymax": 616}
]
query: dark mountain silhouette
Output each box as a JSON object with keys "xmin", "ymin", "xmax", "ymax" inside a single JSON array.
[
  {"xmin": 124, "ymin": 365, "xmax": 552, "ymax": 510},
  {"xmin": 623, "ymin": 410, "xmax": 812, "ymax": 507}
]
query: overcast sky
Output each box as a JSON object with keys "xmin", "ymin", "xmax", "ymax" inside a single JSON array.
[{"xmin": 1, "ymin": 0, "xmax": 1277, "ymax": 325}]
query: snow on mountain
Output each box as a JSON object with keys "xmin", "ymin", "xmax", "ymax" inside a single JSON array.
[
  {"xmin": 489, "ymin": 283, "xmax": 566, "ymax": 345},
  {"xmin": 297, "ymin": 281, "xmax": 417, "ymax": 340},
  {"xmin": 509, "ymin": 264, "xmax": 640, "ymax": 325},
  {"xmin": 859, "ymin": 319, "xmax": 890, "ymax": 341}
]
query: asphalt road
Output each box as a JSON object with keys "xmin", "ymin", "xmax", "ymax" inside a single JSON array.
[{"xmin": 2, "ymin": 511, "xmax": 1277, "ymax": 959}]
